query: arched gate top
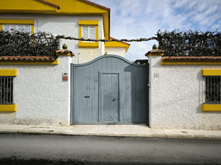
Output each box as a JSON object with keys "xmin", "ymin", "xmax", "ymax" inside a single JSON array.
[{"xmin": 73, "ymin": 54, "xmax": 146, "ymax": 67}]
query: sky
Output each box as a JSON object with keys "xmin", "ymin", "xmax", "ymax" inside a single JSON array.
[{"xmin": 89, "ymin": 0, "xmax": 221, "ymax": 61}]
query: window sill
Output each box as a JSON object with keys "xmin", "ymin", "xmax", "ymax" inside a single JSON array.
[
  {"xmin": 202, "ymin": 104, "xmax": 221, "ymax": 112},
  {"xmin": 0, "ymin": 104, "xmax": 17, "ymax": 112},
  {"xmin": 78, "ymin": 41, "xmax": 99, "ymax": 48}
]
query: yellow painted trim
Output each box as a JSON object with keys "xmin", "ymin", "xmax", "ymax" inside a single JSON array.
[
  {"xmin": 202, "ymin": 69, "xmax": 221, "ymax": 76},
  {"xmin": 79, "ymin": 41, "xmax": 99, "ymax": 48},
  {"xmin": 147, "ymin": 52, "xmax": 164, "ymax": 57},
  {"xmin": 96, "ymin": 26, "xmax": 99, "ymax": 41},
  {"xmin": 79, "ymin": 20, "xmax": 99, "ymax": 25},
  {"xmin": 202, "ymin": 104, "xmax": 221, "ymax": 112},
  {"xmin": 0, "ymin": 59, "xmax": 59, "ymax": 65},
  {"xmin": 0, "ymin": 104, "xmax": 17, "ymax": 112},
  {"xmin": 78, "ymin": 20, "xmax": 99, "ymax": 48},
  {"xmin": 105, "ymin": 42, "xmax": 130, "ymax": 52},
  {"xmin": 31, "ymin": 24, "xmax": 34, "ymax": 34},
  {"xmin": 56, "ymin": 53, "xmax": 74, "ymax": 57},
  {"xmin": 0, "ymin": 69, "xmax": 17, "ymax": 76},
  {"xmin": 0, "ymin": 19, "xmax": 34, "ymax": 34},
  {"xmin": 161, "ymin": 59, "xmax": 221, "ymax": 65},
  {"xmin": 0, "ymin": 19, "xmax": 34, "ymax": 24}
]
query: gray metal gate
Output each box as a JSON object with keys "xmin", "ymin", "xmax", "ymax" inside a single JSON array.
[{"xmin": 71, "ymin": 55, "xmax": 148, "ymax": 125}]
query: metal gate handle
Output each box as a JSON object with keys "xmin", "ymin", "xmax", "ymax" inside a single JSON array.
[{"xmin": 112, "ymin": 98, "xmax": 116, "ymax": 101}]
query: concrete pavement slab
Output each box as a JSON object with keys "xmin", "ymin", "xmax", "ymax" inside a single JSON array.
[{"xmin": 0, "ymin": 124, "xmax": 221, "ymax": 140}]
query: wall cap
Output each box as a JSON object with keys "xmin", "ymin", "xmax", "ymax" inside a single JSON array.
[
  {"xmin": 56, "ymin": 50, "xmax": 75, "ymax": 57},
  {"xmin": 145, "ymin": 49, "xmax": 165, "ymax": 57}
]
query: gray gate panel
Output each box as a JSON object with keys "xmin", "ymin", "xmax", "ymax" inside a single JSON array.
[
  {"xmin": 71, "ymin": 55, "xmax": 148, "ymax": 125},
  {"xmin": 100, "ymin": 72, "xmax": 119, "ymax": 124}
]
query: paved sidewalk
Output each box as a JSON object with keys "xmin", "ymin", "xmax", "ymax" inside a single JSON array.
[{"xmin": 0, "ymin": 124, "xmax": 221, "ymax": 140}]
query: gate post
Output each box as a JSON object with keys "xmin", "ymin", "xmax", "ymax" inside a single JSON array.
[
  {"xmin": 56, "ymin": 50, "xmax": 74, "ymax": 126},
  {"xmin": 145, "ymin": 50, "xmax": 165, "ymax": 128}
]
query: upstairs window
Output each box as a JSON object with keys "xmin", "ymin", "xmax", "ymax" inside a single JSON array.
[
  {"xmin": 0, "ymin": 19, "xmax": 34, "ymax": 34},
  {"xmin": 78, "ymin": 20, "xmax": 99, "ymax": 48},
  {"xmin": 3, "ymin": 24, "xmax": 32, "ymax": 33},
  {"xmin": 82, "ymin": 25, "xmax": 96, "ymax": 40}
]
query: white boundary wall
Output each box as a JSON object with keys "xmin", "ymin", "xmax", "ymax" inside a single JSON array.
[
  {"xmin": 149, "ymin": 55, "xmax": 221, "ymax": 130},
  {"xmin": 0, "ymin": 56, "xmax": 71, "ymax": 126}
]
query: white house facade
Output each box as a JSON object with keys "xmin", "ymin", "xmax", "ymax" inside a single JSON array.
[{"xmin": 0, "ymin": 0, "xmax": 130, "ymax": 126}]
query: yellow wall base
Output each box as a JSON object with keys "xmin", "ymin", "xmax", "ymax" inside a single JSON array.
[
  {"xmin": 202, "ymin": 104, "xmax": 221, "ymax": 112},
  {"xmin": 0, "ymin": 104, "xmax": 17, "ymax": 112}
]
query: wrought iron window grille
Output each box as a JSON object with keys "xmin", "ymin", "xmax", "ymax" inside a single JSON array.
[
  {"xmin": 0, "ymin": 76, "xmax": 14, "ymax": 104},
  {"xmin": 205, "ymin": 76, "xmax": 221, "ymax": 104}
]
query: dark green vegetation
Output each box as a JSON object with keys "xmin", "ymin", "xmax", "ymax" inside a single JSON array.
[{"xmin": 157, "ymin": 30, "xmax": 221, "ymax": 56}]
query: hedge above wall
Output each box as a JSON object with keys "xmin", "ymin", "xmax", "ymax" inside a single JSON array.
[{"xmin": 157, "ymin": 30, "xmax": 221, "ymax": 57}]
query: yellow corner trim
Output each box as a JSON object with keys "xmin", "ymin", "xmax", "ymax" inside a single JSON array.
[
  {"xmin": 0, "ymin": 104, "xmax": 17, "ymax": 112},
  {"xmin": 161, "ymin": 59, "xmax": 221, "ymax": 65},
  {"xmin": 202, "ymin": 104, "xmax": 221, "ymax": 112},
  {"xmin": 0, "ymin": 24, "xmax": 2, "ymax": 31},
  {"xmin": 78, "ymin": 41, "xmax": 99, "ymax": 48},
  {"xmin": 79, "ymin": 20, "xmax": 99, "ymax": 25},
  {"xmin": 0, "ymin": 59, "xmax": 59, "ymax": 65},
  {"xmin": 202, "ymin": 69, "xmax": 221, "ymax": 76},
  {"xmin": 0, "ymin": 69, "xmax": 17, "ymax": 76}
]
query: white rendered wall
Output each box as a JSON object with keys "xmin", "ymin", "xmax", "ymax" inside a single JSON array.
[
  {"xmin": 105, "ymin": 47, "xmax": 126, "ymax": 58},
  {"xmin": 0, "ymin": 56, "xmax": 71, "ymax": 126},
  {"xmin": 149, "ymin": 56, "xmax": 221, "ymax": 130},
  {"xmin": 0, "ymin": 14, "xmax": 104, "ymax": 64}
]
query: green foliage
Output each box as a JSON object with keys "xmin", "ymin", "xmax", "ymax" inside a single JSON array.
[
  {"xmin": 0, "ymin": 30, "xmax": 58, "ymax": 57},
  {"xmin": 157, "ymin": 30, "xmax": 221, "ymax": 56}
]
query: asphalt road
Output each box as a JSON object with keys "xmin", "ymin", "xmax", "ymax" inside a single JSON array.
[{"xmin": 0, "ymin": 134, "xmax": 221, "ymax": 165}]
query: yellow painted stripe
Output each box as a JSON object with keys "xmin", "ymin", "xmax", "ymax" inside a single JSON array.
[
  {"xmin": 79, "ymin": 24, "xmax": 82, "ymax": 38},
  {"xmin": 0, "ymin": 19, "xmax": 34, "ymax": 24},
  {"xmin": 161, "ymin": 59, "xmax": 221, "ymax": 65},
  {"xmin": 0, "ymin": 69, "xmax": 17, "ymax": 76},
  {"xmin": 0, "ymin": 104, "xmax": 17, "ymax": 112},
  {"xmin": 202, "ymin": 69, "xmax": 221, "ymax": 76},
  {"xmin": 0, "ymin": 59, "xmax": 59, "ymax": 65},
  {"xmin": 78, "ymin": 41, "xmax": 99, "ymax": 48},
  {"xmin": 79, "ymin": 20, "xmax": 99, "ymax": 25},
  {"xmin": 0, "ymin": 24, "xmax": 2, "ymax": 31},
  {"xmin": 96, "ymin": 26, "xmax": 99, "ymax": 40},
  {"xmin": 202, "ymin": 104, "xmax": 221, "ymax": 112},
  {"xmin": 31, "ymin": 24, "xmax": 34, "ymax": 34}
]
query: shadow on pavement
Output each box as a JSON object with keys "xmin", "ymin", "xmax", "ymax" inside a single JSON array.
[{"xmin": 1, "ymin": 157, "xmax": 221, "ymax": 165}]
